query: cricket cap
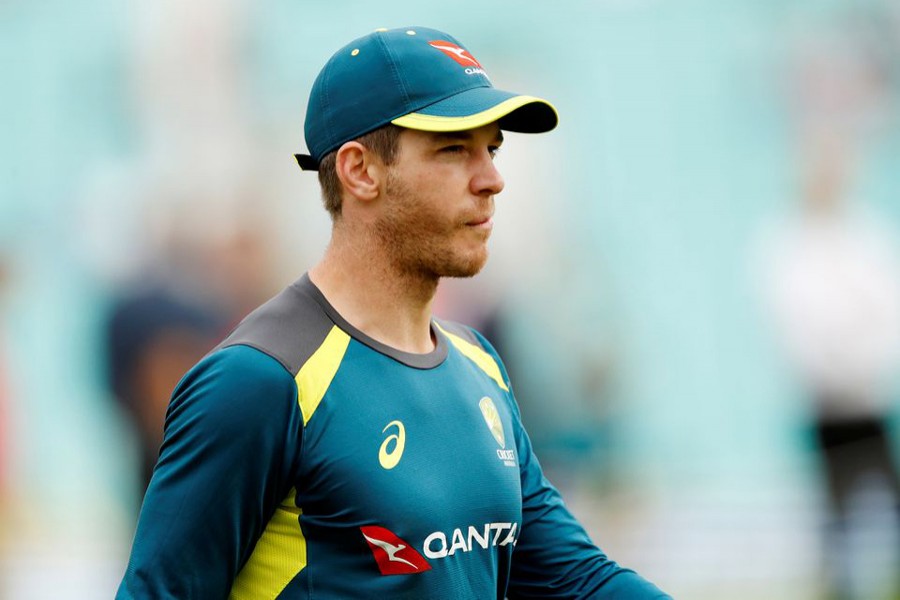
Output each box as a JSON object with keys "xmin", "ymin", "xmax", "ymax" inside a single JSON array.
[{"xmin": 295, "ymin": 26, "xmax": 558, "ymax": 170}]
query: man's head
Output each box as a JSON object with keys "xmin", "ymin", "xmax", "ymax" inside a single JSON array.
[
  {"xmin": 373, "ymin": 121, "xmax": 505, "ymax": 279},
  {"xmin": 297, "ymin": 26, "xmax": 558, "ymax": 218}
]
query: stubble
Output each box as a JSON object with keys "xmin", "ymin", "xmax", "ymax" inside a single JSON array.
[{"xmin": 374, "ymin": 172, "xmax": 490, "ymax": 282}]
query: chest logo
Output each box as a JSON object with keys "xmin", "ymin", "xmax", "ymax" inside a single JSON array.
[
  {"xmin": 360, "ymin": 525, "xmax": 432, "ymax": 575},
  {"xmin": 479, "ymin": 397, "xmax": 505, "ymax": 447},
  {"xmin": 379, "ymin": 420, "xmax": 406, "ymax": 470}
]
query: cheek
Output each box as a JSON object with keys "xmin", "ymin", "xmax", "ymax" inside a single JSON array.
[
  {"xmin": 407, "ymin": 186, "xmax": 460, "ymax": 226},
  {"xmin": 386, "ymin": 165, "xmax": 470, "ymax": 232},
  {"xmin": 406, "ymin": 163, "xmax": 466, "ymax": 193}
]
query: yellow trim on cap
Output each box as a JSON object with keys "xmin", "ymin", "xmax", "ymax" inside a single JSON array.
[
  {"xmin": 435, "ymin": 323, "xmax": 509, "ymax": 392},
  {"xmin": 391, "ymin": 95, "xmax": 557, "ymax": 132},
  {"xmin": 229, "ymin": 489, "xmax": 306, "ymax": 599},
  {"xmin": 295, "ymin": 326, "xmax": 351, "ymax": 425}
]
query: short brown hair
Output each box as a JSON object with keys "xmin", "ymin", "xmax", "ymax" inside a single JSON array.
[{"xmin": 317, "ymin": 124, "xmax": 402, "ymax": 219}]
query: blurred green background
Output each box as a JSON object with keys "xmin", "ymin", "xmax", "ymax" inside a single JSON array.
[{"xmin": 3, "ymin": 0, "xmax": 900, "ymax": 598}]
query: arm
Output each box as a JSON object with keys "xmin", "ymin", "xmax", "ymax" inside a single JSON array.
[
  {"xmin": 507, "ymin": 416, "xmax": 671, "ymax": 599},
  {"xmin": 117, "ymin": 345, "xmax": 304, "ymax": 599},
  {"xmin": 467, "ymin": 329, "xmax": 670, "ymax": 599}
]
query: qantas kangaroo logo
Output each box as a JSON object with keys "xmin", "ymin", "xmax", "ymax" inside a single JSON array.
[
  {"xmin": 428, "ymin": 41, "xmax": 482, "ymax": 67},
  {"xmin": 361, "ymin": 522, "xmax": 520, "ymax": 575},
  {"xmin": 360, "ymin": 526, "xmax": 432, "ymax": 575}
]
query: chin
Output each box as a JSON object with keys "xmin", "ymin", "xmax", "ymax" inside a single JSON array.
[{"xmin": 438, "ymin": 250, "xmax": 489, "ymax": 279}]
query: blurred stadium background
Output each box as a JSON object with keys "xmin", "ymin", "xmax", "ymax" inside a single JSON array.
[{"xmin": 3, "ymin": 0, "xmax": 900, "ymax": 598}]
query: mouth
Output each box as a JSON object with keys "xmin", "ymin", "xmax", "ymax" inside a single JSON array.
[{"xmin": 466, "ymin": 215, "xmax": 494, "ymax": 229}]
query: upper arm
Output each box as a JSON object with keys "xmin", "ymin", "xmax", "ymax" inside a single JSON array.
[{"xmin": 117, "ymin": 345, "xmax": 304, "ymax": 599}]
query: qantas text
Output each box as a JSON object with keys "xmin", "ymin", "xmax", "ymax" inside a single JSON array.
[{"xmin": 422, "ymin": 522, "xmax": 519, "ymax": 559}]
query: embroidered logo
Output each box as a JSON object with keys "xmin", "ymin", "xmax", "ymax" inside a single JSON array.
[
  {"xmin": 361, "ymin": 525, "xmax": 432, "ymax": 575},
  {"xmin": 428, "ymin": 40, "xmax": 482, "ymax": 67},
  {"xmin": 479, "ymin": 397, "xmax": 504, "ymax": 447},
  {"xmin": 480, "ymin": 397, "xmax": 516, "ymax": 467},
  {"xmin": 379, "ymin": 420, "xmax": 406, "ymax": 470}
]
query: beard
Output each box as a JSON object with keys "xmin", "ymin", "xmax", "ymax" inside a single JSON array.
[{"xmin": 373, "ymin": 171, "xmax": 490, "ymax": 280}]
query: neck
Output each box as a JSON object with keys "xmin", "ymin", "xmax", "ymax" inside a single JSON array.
[{"xmin": 309, "ymin": 223, "xmax": 439, "ymax": 354}]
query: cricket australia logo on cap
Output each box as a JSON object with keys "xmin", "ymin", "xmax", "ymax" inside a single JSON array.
[
  {"xmin": 480, "ymin": 397, "xmax": 516, "ymax": 467},
  {"xmin": 428, "ymin": 40, "xmax": 488, "ymax": 77}
]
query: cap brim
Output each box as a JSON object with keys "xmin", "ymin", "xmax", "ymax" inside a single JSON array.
[
  {"xmin": 391, "ymin": 89, "xmax": 558, "ymax": 134},
  {"xmin": 296, "ymin": 89, "xmax": 558, "ymax": 171}
]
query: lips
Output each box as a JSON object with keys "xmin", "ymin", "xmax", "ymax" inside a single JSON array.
[{"xmin": 466, "ymin": 214, "xmax": 494, "ymax": 227}]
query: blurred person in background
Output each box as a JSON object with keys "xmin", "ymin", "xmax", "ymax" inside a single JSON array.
[
  {"xmin": 762, "ymin": 138, "xmax": 900, "ymax": 600},
  {"xmin": 104, "ymin": 183, "xmax": 283, "ymax": 502},
  {"xmin": 758, "ymin": 19, "xmax": 900, "ymax": 598},
  {"xmin": 104, "ymin": 285, "xmax": 226, "ymax": 495},
  {"xmin": 117, "ymin": 26, "xmax": 670, "ymax": 599}
]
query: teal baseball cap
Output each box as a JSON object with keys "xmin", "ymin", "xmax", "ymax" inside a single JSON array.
[{"xmin": 294, "ymin": 26, "xmax": 558, "ymax": 170}]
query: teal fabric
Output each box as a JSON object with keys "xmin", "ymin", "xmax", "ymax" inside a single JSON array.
[
  {"xmin": 117, "ymin": 285, "xmax": 669, "ymax": 598},
  {"xmin": 118, "ymin": 345, "xmax": 303, "ymax": 598}
]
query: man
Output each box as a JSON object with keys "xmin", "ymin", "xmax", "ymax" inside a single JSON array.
[
  {"xmin": 758, "ymin": 138, "xmax": 900, "ymax": 597},
  {"xmin": 118, "ymin": 26, "xmax": 670, "ymax": 599}
]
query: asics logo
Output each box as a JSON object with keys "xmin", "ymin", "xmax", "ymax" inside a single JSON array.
[{"xmin": 379, "ymin": 420, "xmax": 406, "ymax": 469}]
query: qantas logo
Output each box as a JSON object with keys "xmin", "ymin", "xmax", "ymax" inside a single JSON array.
[
  {"xmin": 364, "ymin": 534, "xmax": 416, "ymax": 568},
  {"xmin": 424, "ymin": 522, "xmax": 518, "ymax": 559},
  {"xmin": 360, "ymin": 526, "xmax": 432, "ymax": 575},
  {"xmin": 428, "ymin": 40, "xmax": 486, "ymax": 75},
  {"xmin": 361, "ymin": 522, "xmax": 520, "ymax": 575}
]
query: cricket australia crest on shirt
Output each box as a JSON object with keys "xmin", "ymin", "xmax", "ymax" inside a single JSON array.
[{"xmin": 479, "ymin": 397, "xmax": 516, "ymax": 467}]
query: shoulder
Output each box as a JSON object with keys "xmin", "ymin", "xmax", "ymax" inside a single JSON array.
[
  {"xmin": 433, "ymin": 317, "xmax": 496, "ymax": 351},
  {"xmin": 212, "ymin": 275, "xmax": 336, "ymax": 376},
  {"xmin": 434, "ymin": 317, "xmax": 510, "ymax": 392},
  {"xmin": 168, "ymin": 345, "xmax": 300, "ymax": 430},
  {"xmin": 183, "ymin": 344, "xmax": 296, "ymax": 396},
  {"xmin": 434, "ymin": 317, "xmax": 504, "ymax": 362}
]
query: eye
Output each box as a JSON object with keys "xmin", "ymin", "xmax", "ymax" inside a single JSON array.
[
  {"xmin": 440, "ymin": 145, "xmax": 465, "ymax": 154},
  {"xmin": 488, "ymin": 146, "xmax": 501, "ymax": 159}
]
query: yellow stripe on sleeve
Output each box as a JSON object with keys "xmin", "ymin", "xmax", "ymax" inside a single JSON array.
[
  {"xmin": 229, "ymin": 489, "xmax": 306, "ymax": 600},
  {"xmin": 295, "ymin": 326, "xmax": 351, "ymax": 425},
  {"xmin": 435, "ymin": 323, "xmax": 509, "ymax": 392}
]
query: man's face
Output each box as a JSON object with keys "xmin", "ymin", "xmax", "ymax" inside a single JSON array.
[{"xmin": 374, "ymin": 122, "xmax": 505, "ymax": 279}]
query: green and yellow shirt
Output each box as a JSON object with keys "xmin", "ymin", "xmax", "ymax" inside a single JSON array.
[{"xmin": 117, "ymin": 274, "xmax": 669, "ymax": 599}]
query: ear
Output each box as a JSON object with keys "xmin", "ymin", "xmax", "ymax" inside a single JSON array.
[{"xmin": 335, "ymin": 141, "xmax": 383, "ymax": 203}]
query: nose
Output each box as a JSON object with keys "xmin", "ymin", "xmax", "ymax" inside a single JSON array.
[{"xmin": 470, "ymin": 150, "xmax": 505, "ymax": 197}]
